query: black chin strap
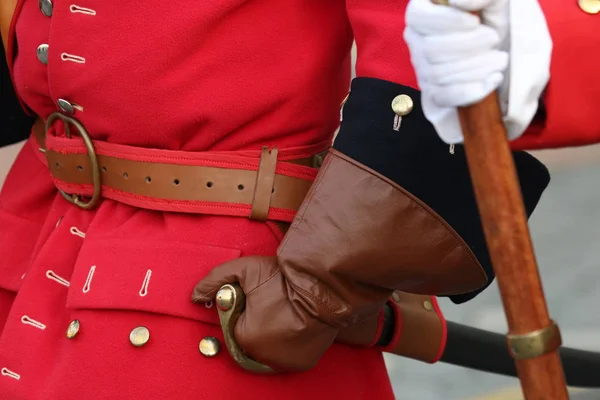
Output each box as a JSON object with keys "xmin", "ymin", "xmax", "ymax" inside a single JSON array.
[{"xmin": 440, "ymin": 321, "xmax": 600, "ymax": 388}]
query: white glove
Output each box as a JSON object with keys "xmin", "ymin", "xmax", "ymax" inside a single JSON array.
[{"xmin": 404, "ymin": 0, "xmax": 552, "ymax": 144}]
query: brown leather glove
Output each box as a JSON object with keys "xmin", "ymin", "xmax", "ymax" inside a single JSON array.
[
  {"xmin": 192, "ymin": 255, "xmax": 338, "ymax": 371},
  {"xmin": 192, "ymin": 149, "xmax": 486, "ymax": 372}
]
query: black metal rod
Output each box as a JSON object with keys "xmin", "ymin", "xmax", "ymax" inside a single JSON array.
[{"xmin": 441, "ymin": 321, "xmax": 600, "ymax": 388}]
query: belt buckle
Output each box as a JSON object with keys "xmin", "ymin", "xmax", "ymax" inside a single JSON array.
[{"xmin": 45, "ymin": 112, "xmax": 102, "ymax": 210}]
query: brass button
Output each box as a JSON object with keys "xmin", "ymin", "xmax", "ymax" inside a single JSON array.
[
  {"xmin": 199, "ymin": 336, "xmax": 221, "ymax": 357},
  {"xmin": 391, "ymin": 292, "xmax": 401, "ymax": 303},
  {"xmin": 57, "ymin": 99, "xmax": 75, "ymax": 114},
  {"xmin": 66, "ymin": 319, "xmax": 80, "ymax": 339},
  {"xmin": 37, "ymin": 44, "xmax": 49, "ymax": 65},
  {"xmin": 423, "ymin": 300, "xmax": 433, "ymax": 311},
  {"xmin": 391, "ymin": 95, "xmax": 414, "ymax": 116},
  {"xmin": 39, "ymin": 0, "xmax": 53, "ymax": 17},
  {"xmin": 129, "ymin": 326, "xmax": 150, "ymax": 347},
  {"xmin": 579, "ymin": 0, "xmax": 600, "ymax": 14}
]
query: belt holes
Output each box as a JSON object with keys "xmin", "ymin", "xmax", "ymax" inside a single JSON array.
[
  {"xmin": 238, "ymin": 184, "xmax": 244, "ymax": 190},
  {"xmin": 173, "ymin": 179, "xmax": 180, "ymax": 186},
  {"xmin": 55, "ymin": 162, "xmax": 61, "ymax": 169},
  {"xmin": 76, "ymin": 165, "xmax": 83, "ymax": 172},
  {"xmin": 272, "ymin": 187, "xmax": 275, "ymax": 194},
  {"xmin": 101, "ymin": 166, "xmax": 107, "ymax": 173},
  {"xmin": 123, "ymin": 172, "xmax": 129, "ymax": 179},
  {"xmin": 206, "ymin": 181, "xmax": 213, "ymax": 188},
  {"xmin": 145, "ymin": 177, "xmax": 152, "ymax": 183}
]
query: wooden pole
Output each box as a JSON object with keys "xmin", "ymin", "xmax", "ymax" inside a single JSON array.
[{"xmin": 458, "ymin": 92, "xmax": 569, "ymax": 400}]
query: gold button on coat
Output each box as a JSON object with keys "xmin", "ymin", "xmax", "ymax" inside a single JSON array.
[
  {"xmin": 423, "ymin": 300, "xmax": 433, "ymax": 311},
  {"xmin": 129, "ymin": 326, "xmax": 150, "ymax": 347},
  {"xmin": 391, "ymin": 95, "xmax": 414, "ymax": 116},
  {"xmin": 391, "ymin": 292, "xmax": 401, "ymax": 303},
  {"xmin": 579, "ymin": 0, "xmax": 600, "ymax": 14},
  {"xmin": 66, "ymin": 320, "xmax": 80, "ymax": 339},
  {"xmin": 199, "ymin": 337, "xmax": 221, "ymax": 357},
  {"xmin": 37, "ymin": 44, "xmax": 49, "ymax": 65}
]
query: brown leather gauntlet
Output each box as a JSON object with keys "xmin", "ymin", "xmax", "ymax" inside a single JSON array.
[{"xmin": 278, "ymin": 148, "xmax": 486, "ymax": 328}]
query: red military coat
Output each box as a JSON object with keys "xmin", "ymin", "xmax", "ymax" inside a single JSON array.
[
  {"xmin": 0, "ymin": 1, "xmax": 597, "ymax": 399},
  {"xmin": 512, "ymin": 0, "xmax": 599, "ymax": 149}
]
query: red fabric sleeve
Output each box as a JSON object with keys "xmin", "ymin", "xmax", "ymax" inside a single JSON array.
[
  {"xmin": 512, "ymin": 2, "xmax": 599, "ymax": 150},
  {"xmin": 346, "ymin": 0, "xmax": 418, "ymax": 88},
  {"xmin": 347, "ymin": 0, "xmax": 599, "ymax": 150}
]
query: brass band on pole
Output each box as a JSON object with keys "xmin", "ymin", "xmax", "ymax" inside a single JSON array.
[{"xmin": 507, "ymin": 321, "xmax": 563, "ymax": 360}]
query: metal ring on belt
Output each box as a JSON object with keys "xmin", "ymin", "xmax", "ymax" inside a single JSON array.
[{"xmin": 45, "ymin": 112, "xmax": 102, "ymax": 210}]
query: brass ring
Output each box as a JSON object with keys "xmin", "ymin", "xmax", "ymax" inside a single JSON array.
[
  {"xmin": 431, "ymin": 0, "xmax": 450, "ymax": 5},
  {"xmin": 506, "ymin": 320, "xmax": 562, "ymax": 360},
  {"xmin": 45, "ymin": 112, "xmax": 102, "ymax": 210},
  {"xmin": 216, "ymin": 284, "xmax": 274, "ymax": 374}
]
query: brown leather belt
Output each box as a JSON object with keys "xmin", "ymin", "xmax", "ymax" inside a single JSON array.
[{"xmin": 33, "ymin": 114, "xmax": 327, "ymax": 222}]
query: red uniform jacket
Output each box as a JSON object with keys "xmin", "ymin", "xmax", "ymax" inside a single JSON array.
[
  {"xmin": 0, "ymin": 1, "xmax": 597, "ymax": 400},
  {"xmin": 512, "ymin": 1, "xmax": 599, "ymax": 149}
]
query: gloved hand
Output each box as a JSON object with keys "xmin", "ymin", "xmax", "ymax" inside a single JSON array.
[{"xmin": 404, "ymin": 0, "xmax": 552, "ymax": 144}]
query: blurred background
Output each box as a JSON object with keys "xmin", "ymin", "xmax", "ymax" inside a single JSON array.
[
  {"xmin": 1, "ymin": 45, "xmax": 598, "ymax": 400},
  {"xmin": 383, "ymin": 144, "xmax": 600, "ymax": 399}
]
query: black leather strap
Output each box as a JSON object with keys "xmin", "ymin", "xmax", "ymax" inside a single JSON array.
[{"xmin": 441, "ymin": 321, "xmax": 600, "ymax": 388}]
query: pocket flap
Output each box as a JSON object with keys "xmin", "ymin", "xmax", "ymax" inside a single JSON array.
[{"xmin": 67, "ymin": 238, "xmax": 242, "ymax": 325}]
